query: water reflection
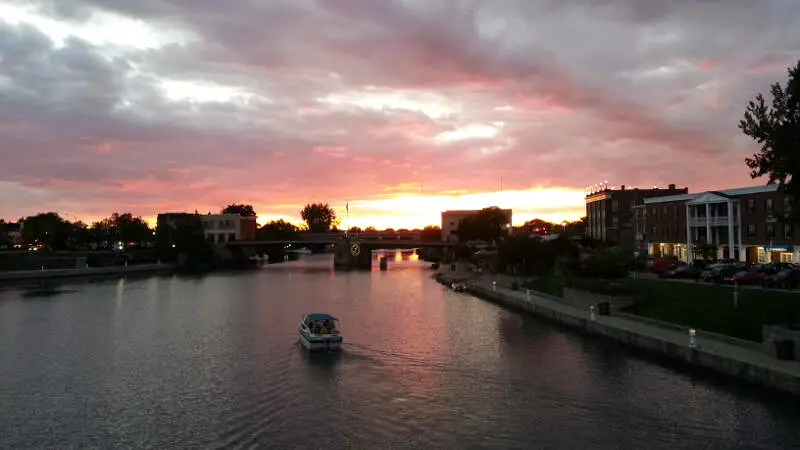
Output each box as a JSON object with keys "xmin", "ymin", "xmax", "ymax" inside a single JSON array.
[{"xmin": 0, "ymin": 261, "xmax": 798, "ymax": 449}]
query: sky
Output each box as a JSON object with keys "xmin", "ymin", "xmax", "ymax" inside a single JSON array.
[{"xmin": 1, "ymin": 1, "xmax": 799, "ymax": 230}]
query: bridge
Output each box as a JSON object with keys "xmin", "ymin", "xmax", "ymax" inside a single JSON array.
[{"xmin": 226, "ymin": 231, "xmax": 453, "ymax": 269}]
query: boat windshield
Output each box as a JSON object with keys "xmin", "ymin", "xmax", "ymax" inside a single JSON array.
[{"xmin": 305, "ymin": 318, "xmax": 338, "ymax": 334}]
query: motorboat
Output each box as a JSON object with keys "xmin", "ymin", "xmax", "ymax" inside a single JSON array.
[
  {"xmin": 247, "ymin": 253, "xmax": 269, "ymax": 264},
  {"xmin": 450, "ymin": 282, "xmax": 467, "ymax": 293},
  {"xmin": 299, "ymin": 313, "xmax": 343, "ymax": 352}
]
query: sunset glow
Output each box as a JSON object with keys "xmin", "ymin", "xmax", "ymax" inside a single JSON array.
[{"xmin": 1, "ymin": 1, "xmax": 795, "ymax": 228}]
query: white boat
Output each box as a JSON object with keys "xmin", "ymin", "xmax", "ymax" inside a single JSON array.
[
  {"xmin": 288, "ymin": 247, "xmax": 313, "ymax": 255},
  {"xmin": 451, "ymin": 282, "xmax": 467, "ymax": 292},
  {"xmin": 299, "ymin": 313, "xmax": 343, "ymax": 352},
  {"xmin": 247, "ymin": 253, "xmax": 269, "ymax": 264}
]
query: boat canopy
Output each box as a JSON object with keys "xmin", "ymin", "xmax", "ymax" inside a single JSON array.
[{"xmin": 306, "ymin": 313, "xmax": 338, "ymax": 321}]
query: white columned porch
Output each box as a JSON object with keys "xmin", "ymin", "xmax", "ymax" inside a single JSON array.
[
  {"xmin": 685, "ymin": 203, "xmax": 692, "ymax": 263},
  {"xmin": 727, "ymin": 200, "xmax": 734, "ymax": 260},
  {"xmin": 705, "ymin": 204, "xmax": 711, "ymax": 247},
  {"xmin": 736, "ymin": 200, "xmax": 744, "ymax": 262}
]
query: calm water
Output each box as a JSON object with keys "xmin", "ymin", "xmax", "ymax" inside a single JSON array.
[{"xmin": 1, "ymin": 252, "xmax": 799, "ymax": 449}]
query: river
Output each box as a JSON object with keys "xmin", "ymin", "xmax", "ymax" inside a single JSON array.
[{"xmin": 1, "ymin": 251, "xmax": 798, "ymax": 449}]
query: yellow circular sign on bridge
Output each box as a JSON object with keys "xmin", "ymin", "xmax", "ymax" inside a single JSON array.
[{"xmin": 350, "ymin": 244, "xmax": 361, "ymax": 257}]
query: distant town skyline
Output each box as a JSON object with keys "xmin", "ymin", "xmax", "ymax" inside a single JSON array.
[{"xmin": 1, "ymin": 1, "xmax": 794, "ymax": 228}]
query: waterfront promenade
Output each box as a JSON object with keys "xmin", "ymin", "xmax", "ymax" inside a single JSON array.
[{"xmin": 438, "ymin": 271, "xmax": 800, "ymax": 396}]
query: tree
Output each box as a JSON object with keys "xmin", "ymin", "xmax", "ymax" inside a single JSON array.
[
  {"xmin": 0, "ymin": 220, "xmax": 9, "ymax": 247},
  {"xmin": 20, "ymin": 212, "xmax": 74, "ymax": 249},
  {"xmin": 155, "ymin": 213, "xmax": 212, "ymax": 269},
  {"xmin": 69, "ymin": 221, "xmax": 90, "ymax": 248},
  {"xmin": 420, "ymin": 225, "xmax": 442, "ymax": 242},
  {"xmin": 258, "ymin": 219, "xmax": 299, "ymax": 240},
  {"xmin": 522, "ymin": 218, "xmax": 554, "ymax": 234},
  {"xmin": 300, "ymin": 203, "xmax": 338, "ymax": 233},
  {"xmin": 740, "ymin": 60, "xmax": 800, "ymax": 222},
  {"xmin": 91, "ymin": 213, "xmax": 152, "ymax": 244},
  {"xmin": 456, "ymin": 207, "xmax": 510, "ymax": 243},
  {"xmin": 564, "ymin": 217, "xmax": 587, "ymax": 236},
  {"xmin": 222, "ymin": 203, "xmax": 257, "ymax": 217},
  {"xmin": 364, "ymin": 226, "xmax": 377, "ymax": 232},
  {"xmin": 348, "ymin": 226, "xmax": 362, "ymax": 233}
]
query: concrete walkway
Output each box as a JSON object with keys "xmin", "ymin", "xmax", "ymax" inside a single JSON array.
[
  {"xmin": 486, "ymin": 279, "xmax": 800, "ymax": 375},
  {"xmin": 439, "ymin": 272, "xmax": 800, "ymax": 393},
  {"xmin": 0, "ymin": 263, "xmax": 174, "ymax": 282}
]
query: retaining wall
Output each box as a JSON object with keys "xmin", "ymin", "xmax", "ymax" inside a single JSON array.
[
  {"xmin": 0, "ymin": 264, "xmax": 175, "ymax": 282},
  {"xmin": 439, "ymin": 278, "xmax": 800, "ymax": 397}
]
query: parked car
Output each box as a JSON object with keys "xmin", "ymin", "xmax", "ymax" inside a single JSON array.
[
  {"xmin": 722, "ymin": 268, "xmax": 765, "ymax": 286},
  {"xmin": 699, "ymin": 263, "xmax": 728, "ymax": 282},
  {"xmin": 659, "ymin": 264, "xmax": 702, "ymax": 280},
  {"xmin": 702, "ymin": 264, "xmax": 746, "ymax": 283},
  {"xmin": 648, "ymin": 259, "xmax": 684, "ymax": 275},
  {"xmin": 764, "ymin": 268, "xmax": 800, "ymax": 289}
]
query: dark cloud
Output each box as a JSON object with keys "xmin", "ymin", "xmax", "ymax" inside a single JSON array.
[{"xmin": 1, "ymin": 0, "xmax": 799, "ymax": 224}]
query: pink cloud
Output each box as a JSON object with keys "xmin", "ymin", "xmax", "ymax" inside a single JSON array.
[{"xmin": 0, "ymin": 0, "xmax": 797, "ymax": 227}]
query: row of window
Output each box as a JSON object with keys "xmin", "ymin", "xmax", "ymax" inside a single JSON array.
[
  {"xmin": 206, "ymin": 232, "xmax": 237, "ymax": 243},
  {"xmin": 747, "ymin": 222, "xmax": 793, "ymax": 239},
  {"xmin": 747, "ymin": 197, "xmax": 791, "ymax": 215},
  {"xmin": 203, "ymin": 220, "xmax": 237, "ymax": 230},
  {"xmin": 646, "ymin": 222, "xmax": 794, "ymax": 241}
]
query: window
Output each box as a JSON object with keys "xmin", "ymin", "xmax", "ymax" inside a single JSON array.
[
  {"xmin": 785, "ymin": 224, "xmax": 793, "ymax": 240},
  {"xmin": 672, "ymin": 205, "xmax": 677, "ymax": 217},
  {"xmin": 766, "ymin": 198, "xmax": 774, "ymax": 214},
  {"xmin": 784, "ymin": 196, "xmax": 792, "ymax": 218},
  {"xmin": 218, "ymin": 233, "xmax": 226, "ymax": 243},
  {"xmin": 612, "ymin": 216, "xmax": 619, "ymax": 227},
  {"xmin": 747, "ymin": 199, "xmax": 755, "ymax": 213},
  {"xmin": 651, "ymin": 226, "xmax": 657, "ymax": 236},
  {"xmin": 651, "ymin": 207, "xmax": 658, "ymax": 218},
  {"xmin": 767, "ymin": 223, "xmax": 775, "ymax": 238},
  {"xmin": 747, "ymin": 224, "xmax": 756, "ymax": 237},
  {"xmin": 612, "ymin": 200, "xmax": 619, "ymax": 211},
  {"xmin": 228, "ymin": 233, "xmax": 236, "ymax": 241},
  {"xmin": 630, "ymin": 200, "xmax": 636, "ymax": 209}
]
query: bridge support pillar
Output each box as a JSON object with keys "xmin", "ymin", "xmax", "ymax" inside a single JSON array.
[{"xmin": 333, "ymin": 238, "xmax": 371, "ymax": 270}]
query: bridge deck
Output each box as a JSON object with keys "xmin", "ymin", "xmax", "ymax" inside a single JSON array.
[{"xmin": 229, "ymin": 239, "xmax": 451, "ymax": 247}]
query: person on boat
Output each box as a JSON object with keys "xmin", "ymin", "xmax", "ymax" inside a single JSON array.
[{"xmin": 320, "ymin": 322, "xmax": 329, "ymax": 334}]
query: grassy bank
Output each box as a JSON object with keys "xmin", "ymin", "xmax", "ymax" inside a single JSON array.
[{"xmin": 525, "ymin": 275, "xmax": 800, "ymax": 342}]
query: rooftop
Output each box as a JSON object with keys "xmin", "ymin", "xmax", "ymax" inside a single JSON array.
[{"xmin": 644, "ymin": 184, "xmax": 779, "ymax": 205}]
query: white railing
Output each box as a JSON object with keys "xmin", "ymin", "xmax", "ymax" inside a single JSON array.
[{"xmin": 688, "ymin": 216, "xmax": 731, "ymax": 227}]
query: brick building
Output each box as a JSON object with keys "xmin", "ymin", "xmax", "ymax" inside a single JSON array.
[
  {"xmin": 585, "ymin": 184, "xmax": 689, "ymax": 248},
  {"xmin": 638, "ymin": 184, "xmax": 798, "ymax": 263},
  {"xmin": 157, "ymin": 212, "xmax": 257, "ymax": 244},
  {"xmin": 441, "ymin": 208, "xmax": 512, "ymax": 242}
]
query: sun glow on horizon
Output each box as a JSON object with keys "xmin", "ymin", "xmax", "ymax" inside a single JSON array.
[
  {"xmin": 252, "ymin": 187, "xmax": 586, "ymax": 230},
  {"xmin": 43, "ymin": 187, "xmax": 585, "ymax": 232}
]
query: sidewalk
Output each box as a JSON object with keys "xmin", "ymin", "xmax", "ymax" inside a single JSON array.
[
  {"xmin": 457, "ymin": 275, "xmax": 800, "ymax": 395},
  {"xmin": 0, "ymin": 263, "xmax": 174, "ymax": 282}
]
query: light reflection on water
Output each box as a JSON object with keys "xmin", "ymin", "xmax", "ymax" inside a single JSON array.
[{"xmin": 0, "ymin": 255, "xmax": 798, "ymax": 449}]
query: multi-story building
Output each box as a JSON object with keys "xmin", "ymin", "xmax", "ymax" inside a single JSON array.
[
  {"xmin": 201, "ymin": 214, "xmax": 257, "ymax": 243},
  {"xmin": 639, "ymin": 184, "xmax": 799, "ymax": 263},
  {"xmin": 585, "ymin": 184, "xmax": 689, "ymax": 248},
  {"xmin": 157, "ymin": 212, "xmax": 258, "ymax": 244},
  {"xmin": 441, "ymin": 208, "xmax": 513, "ymax": 242}
]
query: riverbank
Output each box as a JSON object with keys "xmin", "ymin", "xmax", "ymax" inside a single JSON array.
[
  {"xmin": 0, "ymin": 263, "xmax": 177, "ymax": 282},
  {"xmin": 435, "ymin": 272, "xmax": 800, "ymax": 397}
]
